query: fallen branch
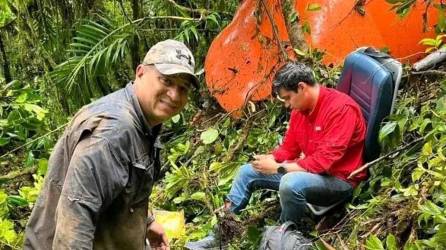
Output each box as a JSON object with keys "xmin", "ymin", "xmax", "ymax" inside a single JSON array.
[
  {"xmin": 410, "ymin": 70, "xmax": 446, "ymax": 76},
  {"xmin": 317, "ymin": 210, "xmax": 365, "ymax": 241},
  {"xmin": 412, "ymin": 47, "xmax": 446, "ymax": 71},
  {"xmin": 224, "ymin": 121, "xmax": 252, "ymax": 162},
  {"xmin": 337, "ymin": 233, "xmax": 349, "ymax": 250},
  {"xmin": 260, "ymin": 0, "xmax": 288, "ymax": 61},
  {"xmin": 320, "ymin": 239, "xmax": 336, "ymax": 250},
  {"xmin": 360, "ymin": 222, "xmax": 382, "ymax": 239},
  {"xmin": 0, "ymin": 166, "xmax": 37, "ymax": 184},
  {"xmin": 348, "ymin": 137, "xmax": 424, "ymax": 179}
]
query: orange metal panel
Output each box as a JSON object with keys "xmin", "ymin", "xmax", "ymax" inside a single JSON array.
[{"xmin": 205, "ymin": 0, "xmax": 438, "ymax": 114}]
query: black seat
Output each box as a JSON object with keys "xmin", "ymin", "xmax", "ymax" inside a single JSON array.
[{"xmin": 307, "ymin": 47, "xmax": 402, "ymax": 216}]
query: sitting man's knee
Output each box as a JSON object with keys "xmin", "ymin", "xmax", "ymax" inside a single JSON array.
[
  {"xmin": 237, "ymin": 163, "xmax": 255, "ymax": 177},
  {"xmin": 279, "ymin": 172, "xmax": 308, "ymax": 198}
]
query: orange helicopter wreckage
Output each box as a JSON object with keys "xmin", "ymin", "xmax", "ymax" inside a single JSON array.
[{"xmin": 204, "ymin": 0, "xmax": 439, "ymax": 115}]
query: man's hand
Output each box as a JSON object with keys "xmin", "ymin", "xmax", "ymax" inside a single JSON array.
[
  {"xmin": 147, "ymin": 221, "xmax": 170, "ymax": 250},
  {"xmin": 253, "ymin": 154, "xmax": 274, "ymax": 160},
  {"xmin": 252, "ymin": 154, "xmax": 279, "ymax": 175}
]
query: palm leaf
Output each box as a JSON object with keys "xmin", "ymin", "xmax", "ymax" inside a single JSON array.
[{"xmin": 50, "ymin": 15, "xmax": 136, "ymax": 106}]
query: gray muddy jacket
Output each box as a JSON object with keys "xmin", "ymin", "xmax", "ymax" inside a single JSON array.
[{"xmin": 24, "ymin": 82, "xmax": 162, "ymax": 250}]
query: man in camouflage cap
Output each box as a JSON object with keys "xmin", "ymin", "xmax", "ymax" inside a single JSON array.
[{"xmin": 24, "ymin": 39, "xmax": 199, "ymax": 250}]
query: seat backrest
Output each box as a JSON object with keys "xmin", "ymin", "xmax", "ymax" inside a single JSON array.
[{"xmin": 336, "ymin": 47, "xmax": 401, "ymax": 162}]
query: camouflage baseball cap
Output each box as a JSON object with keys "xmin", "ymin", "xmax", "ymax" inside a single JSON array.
[{"xmin": 143, "ymin": 39, "xmax": 199, "ymax": 88}]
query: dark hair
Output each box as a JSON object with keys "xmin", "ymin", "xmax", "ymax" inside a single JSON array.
[{"xmin": 272, "ymin": 62, "xmax": 315, "ymax": 94}]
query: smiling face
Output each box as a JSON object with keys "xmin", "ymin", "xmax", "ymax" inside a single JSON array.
[{"xmin": 134, "ymin": 65, "xmax": 191, "ymax": 126}]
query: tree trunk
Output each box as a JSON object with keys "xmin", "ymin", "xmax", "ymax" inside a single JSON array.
[
  {"xmin": 0, "ymin": 32, "xmax": 12, "ymax": 83},
  {"xmin": 131, "ymin": 0, "xmax": 142, "ymax": 69},
  {"xmin": 281, "ymin": 0, "xmax": 308, "ymax": 53}
]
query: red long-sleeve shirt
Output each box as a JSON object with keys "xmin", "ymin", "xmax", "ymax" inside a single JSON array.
[{"xmin": 272, "ymin": 87, "xmax": 367, "ymax": 187}]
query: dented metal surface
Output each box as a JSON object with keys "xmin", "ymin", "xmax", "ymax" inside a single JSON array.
[{"xmin": 205, "ymin": 0, "xmax": 438, "ymax": 114}]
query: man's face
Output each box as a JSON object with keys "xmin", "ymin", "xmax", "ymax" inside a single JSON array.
[
  {"xmin": 135, "ymin": 65, "xmax": 191, "ymax": 126},
  {"xmin": 277, "ymin": 82, "xmax": 310, "ymax": 112}
]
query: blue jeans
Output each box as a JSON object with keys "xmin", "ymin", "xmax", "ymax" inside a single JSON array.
[{"xmin": 226, "ymin": 164, "xmax": 353, "ymax": 223}]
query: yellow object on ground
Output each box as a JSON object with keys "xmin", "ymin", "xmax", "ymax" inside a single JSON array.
[{"xmin": 153, "ymin": 210, "xmax": 186, "ymax": 239}]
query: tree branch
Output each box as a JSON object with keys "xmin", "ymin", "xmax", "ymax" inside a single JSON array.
[
  {"xmin": 118, "ymin": 0, "xmax": 132, "ymax": 22},
  {"xmin": 410, "ymin": 69, "xmax": 446, "ymax": 76},
  {"xmin": 260, "ymin": 0, "xmax": 288, "ymax": 61},
  {"xmin": 348, "ymin": 137, "xmax": 424, "ymax": 179},
  {"xmin": 281, "ymin": 0, "xmax": 308, "ymax": 53},
  {"xmin": 165, "ymin": 0, "xmax": 205, "ymax": 16},
  {"xmin": 0, "ymin": 167, "xmax": 37, "ymax": 184},
  {"xmin": 0, "ymin": 32, "xmax": 12, "ymax": 83},
  {"xmin": 224, "ymin": 121, "xmax": 252, "ymax": 162},
  {"xmin": 412, "ymin": 47, "xmax": 446, "ymax": 71},
  {"xmin": 165, "ymin": 0, "xmax": 232, "ymax": 17}
]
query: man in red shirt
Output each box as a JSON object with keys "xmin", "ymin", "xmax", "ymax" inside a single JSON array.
[
  {"xmin": 186, "ymin": 62, "xmax": 367, "ymax": 249},
  {"xmin": 227, "ymin": 61, "xmax": 367, "ymax": 221}
]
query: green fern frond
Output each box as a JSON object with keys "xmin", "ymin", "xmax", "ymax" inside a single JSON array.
[{"xmin": 50, "ymin": 15, "xmax": 135, "ymax": 104}]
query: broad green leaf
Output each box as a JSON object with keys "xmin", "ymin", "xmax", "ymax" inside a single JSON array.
[
  {"xmin": 200, "ymin": 128, "xmax": 219, "ymax": 144},
  {"xmin": 386, "ymin": 234, "xmax": 398, "ymax": 250},
  {"xmin": 173, "ymin": 196, "xmax": 185, "ymax": 204},
  {"xmin": 289, "ymin": 12, "xmax": 297, "ymax": 23},
  {"xmin": 171, "ymin": 114, "xmax": 181, "ymax": 123},
  {"xmin": 25, "ymin": 151, "xmax": 35, "ymax": 167},
  {"xmin": 209, "ymin": 162, "xmax": 223, "ymax": 172},
  {"xmin": 379, "ymin": 122, "xmax": 397, "ymax": 143},
  {"xmin": 23, "ymin": 104, "xmax": 48, "ymax": 120},
  {"xmin": 420, "ymin": 38, "xmax": 438, "ymax": 47},
  {"xmin": 302, "ymin": 21, "xmax": 311, "ymax": 34},
  {"xmin": 38, "ymin": 159, "xmax": 49, "ymax": 176},
  {"xmin": 420, "ymin": 119, "xmax": 431, "ymax": 133},
  {"xmin": 7, "ymin": 195, "xmax": 28, "ymax": 207},
  {"xmin": 190, "ymin": 192, "xmax": 206, "ymax": 201},
  {"xmin": 0, "ymin": 119, "xmax": 7, "ymax": 127},
  {"xmin": 218, "ymin": 174, "xmax": 234, "ymax": 187},
  {"xmin": 15, "ymin": 92, "xmax": 28, "ymax": 103},
  {"xmin": 246, "ymin": 226, "xmax": 262, "ymax": 242},
  {"xmin": 19, "ymin": 186, "xmax": 40, "ymax": 204},
  {"xmin": 0, "ymin": 137, "xmax": 9, "ymax": 147},
  {"xmin": 0, "ymin": 0, "xmax": 16, "ymax": 28},
  {"xmin": 365, "ymin": 235, "xmax": 385, "ymax": 250},
  {"xmin": 0, "ymin": 191, "xmax": 8, "ymax": 217},
  {"xmin": 411, "ymin": 167, "xmax": 424, "ymax": 182},
  {"xmin": 0, "ymin": 218, "xmax": 17, "ymax": 244},
  {"xmin": 433, "ymin": 223, "xmax": 446, "ymax": 245},
  {"xmin": 421, "ymin": 142, "xmax": 433, "ymax": 156},
  {"xmin": 307, "ymin": 3, "xmax": 322, "ymax": 12},
  {"xmin": 294, "ymin": 48, "xmax": 306, "ymax": 56},
  {"xmin": 402, "ymin": 185, "xmax": 418, "ymax": 197}
]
